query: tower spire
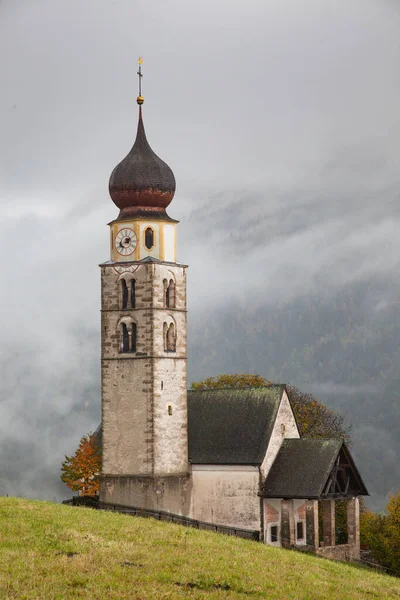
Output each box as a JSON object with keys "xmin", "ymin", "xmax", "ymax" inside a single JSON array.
[
  {"xmin": 108, "ymin": 55, "xmax": 176, "ymax": 219},
  {"xmin": 137, "ymin": 56, "xmax": 144, "ymax": 105}
]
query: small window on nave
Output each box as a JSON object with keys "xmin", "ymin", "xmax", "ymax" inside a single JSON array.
[{"xmin": 270, "ymin": 525, "xmax": 279, "ymax": 543}]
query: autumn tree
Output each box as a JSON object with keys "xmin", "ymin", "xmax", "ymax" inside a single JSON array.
[
  {"xmin": 286, "ymin": 385, "xmax": 351, "ymax": 444},
  {"xmin": 61, "ymin": 432, "xmax": 101, "ymax": 497},
  {"xmin": 191, "ymin": 373, "xmax": 272, "ymax": 390},
  {"xmin": 190, "ymin": 373, "xmax": 351, "ymax": 443},
  {"xmin": 361, "ymin": 491, "xmax": 400, "ymax": 573}
]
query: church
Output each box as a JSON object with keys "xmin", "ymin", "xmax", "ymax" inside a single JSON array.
[{"xmin": 98, "ymin": 62, "xmax": 368, "ymax": 561}]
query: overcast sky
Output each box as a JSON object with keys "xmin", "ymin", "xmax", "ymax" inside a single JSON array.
[{"xmin": 0, "ymin": 0, "xmax": 399, "ymax": 500}]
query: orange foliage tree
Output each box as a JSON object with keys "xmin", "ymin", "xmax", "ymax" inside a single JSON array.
[{"xmin": 61, "ymin": 432, "xmax": 101, "ymax": 496}]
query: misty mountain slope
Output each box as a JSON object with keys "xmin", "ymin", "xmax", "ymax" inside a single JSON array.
[
  {"xmin": 188, "ymin": 280, "xmax": 400, "ymax": 511},
  {"xmin": 1, "ymin": 184, "xmax": 399, "ymax": 511},
  {"xmin": 0, "ymin": 329, "xmax": 101, "ymax": 501}
]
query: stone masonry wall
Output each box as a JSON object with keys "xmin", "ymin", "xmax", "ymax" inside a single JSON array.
[
  {"xmin": 153, "ymin": 358, "xmax": 187, "ymax": 474},
  {"xmin": 101, "ymin": 260, "xmax": 188, "ymax": 482}
]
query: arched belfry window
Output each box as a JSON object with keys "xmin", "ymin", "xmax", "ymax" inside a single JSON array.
[
  {"xmin": 167, "ymin": 323, "xmax": 176, "ymax": 351},
  {"xmin": 120, "ymin": 320, "xmax": 137, "ymax": 353},
  {"xmin": 163, "ymin": 279, "xmax": 168, "ymax": 307},
  {"xmin": 131, "ymin": 322, "xmax": 137, "ymax": 353},
  {"xmin": 121, "ymin": 323, "xmax": 130, "ymax": 352},
  {"xmin": 164, "ymin": 322, "xmax": 176, "ymax": 352},
  {"xmin": 145, "ymin": 227, "xmax": 154, "ymax": 250},
  {"xmin": 121, "ymin": 279, "xmax": 128, "ymax": 310},
  {"xmin": 163, "ymin": 278, "xmax": 176, "ymax": 308},
  {"xmin": 163, "ymin": 322, "xmax": 168, "ymax": 352},
  {"xmin": 131, "ymin": 279, "xmax": 136, "ymax": 309},
  {"xmin": 168, "ymin": 279, "xmax": 175, "ymax": 308}
]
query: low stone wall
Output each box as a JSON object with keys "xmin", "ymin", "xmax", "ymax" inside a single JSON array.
[
  {"xmin": 100, "ymin": 473, "xmax": 192, "ymax": 516},
  {"xmin": 316, "ymin": 544, "xmax": 360, "ymax": 561}
]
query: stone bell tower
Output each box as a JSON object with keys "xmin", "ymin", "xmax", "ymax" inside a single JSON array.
[{"xmin": 100, "ymin": 60, "xmax": 189, "ymax": 509}]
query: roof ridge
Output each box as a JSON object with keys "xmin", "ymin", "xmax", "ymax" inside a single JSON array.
[
  {"xmin": 187, "ymin": 384, "xmax": 286, "ymax": 392},
  {"xmin": 282, "ymin": 438, "xmax": 343, "ymax": 445}
]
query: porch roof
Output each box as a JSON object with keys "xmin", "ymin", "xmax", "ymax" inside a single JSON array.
[{"xmin": 261, "ymin": 438, "xmax": 368, "ymax": 499}]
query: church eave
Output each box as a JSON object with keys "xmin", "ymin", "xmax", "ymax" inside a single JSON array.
[
  {"xmin": 99, "ymin": 258, "xmax": 188, "ymax": 268},
  {"xmin": 107, "ymin": 212, "xmax": 179, "ymax": 226}
]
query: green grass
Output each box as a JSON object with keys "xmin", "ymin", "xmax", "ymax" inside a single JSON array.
[{"xmin": 0, "ymin": 498, "xmax": 399, "ymax": 599}]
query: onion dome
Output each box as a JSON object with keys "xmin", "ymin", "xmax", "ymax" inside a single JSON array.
[{"xmin": 109, "ymin": 103, "xmax": 176, "ymax": 220}]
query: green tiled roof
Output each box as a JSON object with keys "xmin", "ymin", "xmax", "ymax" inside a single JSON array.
[
  {"xmin": 187, "ymin": 385, "xmax": 285, "ymax": 464},
  {"xmin": 261, "ymin": 438, "xmax": 368, "ymax": 498}
]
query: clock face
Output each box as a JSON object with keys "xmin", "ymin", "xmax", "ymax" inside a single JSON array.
[{"xmin": 115, "ymin": 228, "xmax": 137, "ymax": 256}]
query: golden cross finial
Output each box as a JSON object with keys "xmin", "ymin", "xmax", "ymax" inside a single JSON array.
[{"xmin": 137, "ymin": 57, "xmax": 144, "ymax": 105}]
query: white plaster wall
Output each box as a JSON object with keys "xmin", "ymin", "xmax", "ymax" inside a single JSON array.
[
  {"xmin": 109, "ymin": 219, "xmax": 177, "ymax": 262},
  {"xmin": 190, "ymin": 466, "xmax": 261, "ymax": 530},
  {"xmin": 163, "ymin": 223, "xmax": 176, "ymax": 262},
  {"xmin": 261, "ymin": 390, "xmax": 300, "ymax": 478}
]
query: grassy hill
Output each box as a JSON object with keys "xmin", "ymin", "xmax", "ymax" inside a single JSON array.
[{"xmin": 0, "ymin": 498, "xmax": 399, "ymax": 599}]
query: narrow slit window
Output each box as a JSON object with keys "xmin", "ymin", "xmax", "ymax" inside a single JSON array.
[
  {"xmin": 121, "ymin": 323, "xmax": 129, "ymax": 353},
  {"xmin": 131, "ymin": 279, "xmax": 136, "ymax": 308},
  {"xmin": 131, "ymin": 322, "xmax": 137, "ymax": 353},
  {"xmin": 168, "ymin": 405, "xmax": 173, "ymax": 416},
  {"xmin": 145, "ymin": 227, "xmax": 154, "ymax": 250},
  {"xmin": 270, "ymin": 525, "xmax": 278, "ymax": 543},
  {"xmin": 296, "ymin": 521, "xmax": 304, "ymax": 540},
  {"xmin": 121, "ymin": 279, "xmax": 128, "ymax": 310}
]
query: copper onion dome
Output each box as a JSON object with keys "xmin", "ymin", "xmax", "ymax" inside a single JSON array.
[{"xmin": 109, "ymin": 103, "xmax": 176, "ymax": 220}]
